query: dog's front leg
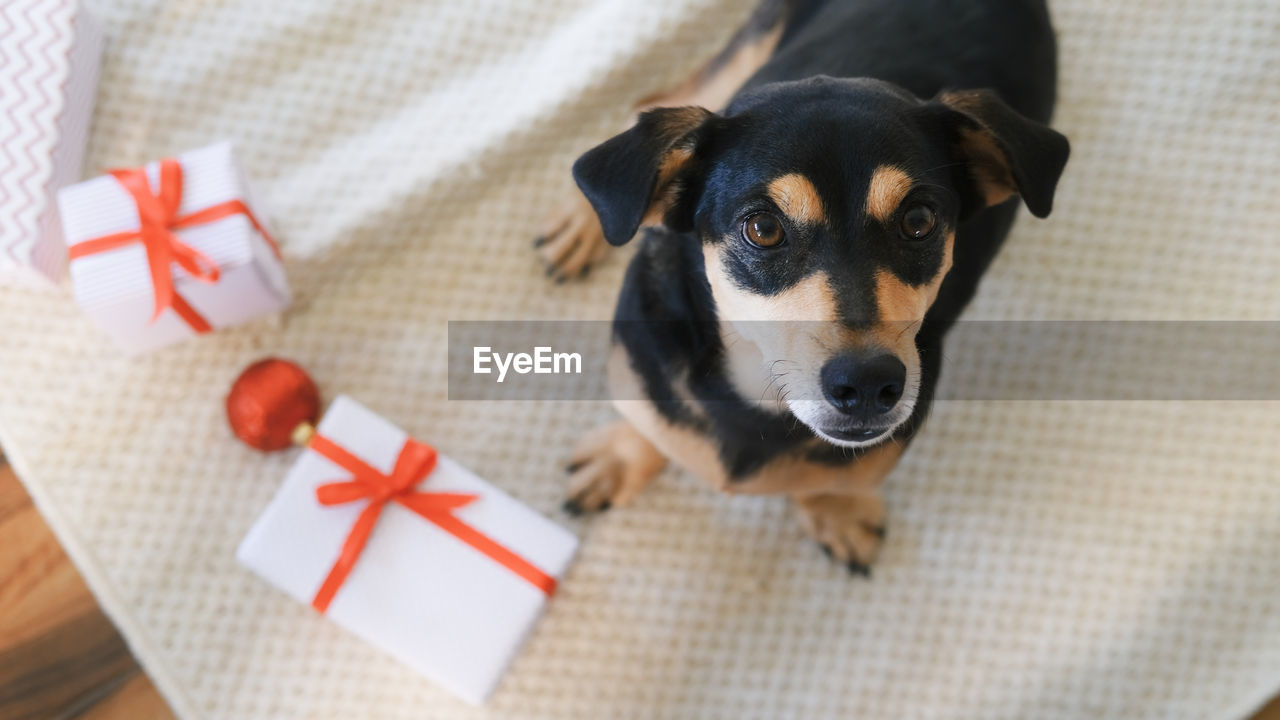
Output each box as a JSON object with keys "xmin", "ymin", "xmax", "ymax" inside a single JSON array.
[
  {"xmin": 791, "ymin": 442, "xmax": 904, "ymax": 575},
  {"xmin": 562, "ymin": 420, "xmax": 668, "ymax": 515}
]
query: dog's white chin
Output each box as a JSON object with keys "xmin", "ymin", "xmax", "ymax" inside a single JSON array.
[
  {"xmin": 786, "ymin": 398, "xmax": 915, "ymax": 449},
  {"xmin": 810, "ymin": 427, "xmax": 894, "ymax": 449}
]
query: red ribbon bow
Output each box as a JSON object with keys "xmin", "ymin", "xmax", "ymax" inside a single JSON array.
[
  {"xmin": 67, "ymin": 158, "xmax": 281, "ymax": 333},
  {"xmin": 308, "ymin": 434, "xmax": 557, "ymax": 613}
]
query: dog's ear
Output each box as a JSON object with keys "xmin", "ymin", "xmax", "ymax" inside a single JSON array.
[
  {"xmin": 572, "ymin": 106, "xmax": 715, "ymax": 246},
  {"xmin": 933, "ymin": 90, "xmax": 1069, "ymax": 219}
]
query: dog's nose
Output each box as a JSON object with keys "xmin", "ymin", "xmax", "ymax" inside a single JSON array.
[{"xmin": 820, "ymin": 353, "xmax": 906, "ymax": 417}]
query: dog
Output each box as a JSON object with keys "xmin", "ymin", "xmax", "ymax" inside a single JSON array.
[{"xmin": 535, "ymin": 0, "xmax": 1069, "ymax": 573}]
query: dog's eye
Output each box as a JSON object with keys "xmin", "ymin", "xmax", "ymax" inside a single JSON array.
[
  {"xmin": 742, "ymin": 212, "xmax": 785, "ymax": 248},
  {"xmin": 899, "ymin": 204, "xmax": 937, "ymax": 240}
]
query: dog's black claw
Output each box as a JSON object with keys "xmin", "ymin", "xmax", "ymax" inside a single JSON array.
[
  {"xmin": 545, "ymin": 265, "xmax": 557, "ymax": 278},
  {"xmin": 579, "ymin": 264, "xmax": 591, "ymax": 279},
  {"xmin": 565, "ymin": 461, "xmax": 584, "ymax": 474},
  {"xmin": 870, "ymin": 525, "xmax": 887, "ymax": 539},
  {"xmin": 598, "ymin": 500, "xmax": 612, "ymax": 512},
  {"xmin": 562, "ymin": 499, "xmax": 584, "ymax": 516},
  {"xmin": 533, "ymin": 236, "xmax": 547, "ymax": 248},
  {"xmin": 554, "ymin": 274, "xmax": 566, "ymax": 285},
  {"xmin": 846, "ymin": 560, "xmax": 871, "ymax": 577},
  {"xmin": 820, "ymin": 544, "xmax": 833, "ymax": 559}
]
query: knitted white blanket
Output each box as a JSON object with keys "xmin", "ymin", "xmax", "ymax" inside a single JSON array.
[{"xmin": 1, "ymin": 1, "xmax": 1277, "ymax": 718}]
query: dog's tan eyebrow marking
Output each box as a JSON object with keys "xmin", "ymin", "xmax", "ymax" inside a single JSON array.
[
  {"xmin": 767, "ymin": 173, "xmax": 826, "ymax": 225},
  {"xmin": 865, "ymin": 165, "xmax": 914, "ymax": 222}
]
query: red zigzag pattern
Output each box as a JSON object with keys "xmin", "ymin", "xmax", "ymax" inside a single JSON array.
[{"xmin": 1, "ymin": 0, "xmax": 72, "ymax": 269}]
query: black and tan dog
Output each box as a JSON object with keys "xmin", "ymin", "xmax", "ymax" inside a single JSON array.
[{"xmin": 536, "ymin": 0, "xmax": 1069, "ymax": 573}]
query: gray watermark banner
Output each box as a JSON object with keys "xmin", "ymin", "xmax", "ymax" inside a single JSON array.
[{"xmin": 448, "ymin": 321, "xmax": 1280, "ymax": 401}]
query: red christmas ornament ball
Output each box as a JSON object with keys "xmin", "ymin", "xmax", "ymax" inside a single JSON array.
[{"xmin": 226, "ymin": 358, "xmax": 320, "ymax": 451}]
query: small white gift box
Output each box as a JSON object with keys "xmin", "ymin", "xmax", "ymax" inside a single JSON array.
[
  {"xmin": 0, "ymin": 0, "xmax": 103, "ymax": 286},
  {"xmin": 237, "ymin": 396, "xmax": 579, "ymax": 705},
  {"xmin": 58, "ymin": 142, "xmax": 289, "ymax": 354}
]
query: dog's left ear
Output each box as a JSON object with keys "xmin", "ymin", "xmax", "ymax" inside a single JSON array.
[
  {"xmin": 573, "ymin": 106, "xmax": 716, "ymax": 246},
  {"xmin": 932, "ymin": 90, "xmax": 1070, "ymax": 218}
]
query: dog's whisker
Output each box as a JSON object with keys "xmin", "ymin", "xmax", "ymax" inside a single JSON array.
[{"xmin": 893, "ymin": 318, "xmax": 923, "ymax": 343}]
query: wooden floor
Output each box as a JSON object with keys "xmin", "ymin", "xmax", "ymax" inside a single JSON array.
[
  {"xmin": 1, "ymin": 458, "xmax": 1278, "ymax": 720},
  {"xmin": 1, "ymin": 461, "xmax": 173, "ymax": 720}
]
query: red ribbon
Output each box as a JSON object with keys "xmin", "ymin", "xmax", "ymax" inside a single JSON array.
[
  {"xmin": 308, "ymin": 433, "xmax": 557, "ymax": 613},
  {"xmin": 66, "ymin": 158, "xmax": 282, "ymax": 333}
]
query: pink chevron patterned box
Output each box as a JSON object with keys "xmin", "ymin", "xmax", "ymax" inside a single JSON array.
[{"xmin": 0, "ymin": 0, "xmax": 103, "ymax": 287}]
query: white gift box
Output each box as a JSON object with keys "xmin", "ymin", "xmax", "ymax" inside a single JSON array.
[
  {"xmin": 58, "ymin": 142, "xmax": 290, "ymax": 354},
  {"xmin": 0, "ymin": 0, "xmax": 103, "ymax": 286},
  {"xmin": 237, "ymin": 396, "xmax": 579, "ymax": 705}
]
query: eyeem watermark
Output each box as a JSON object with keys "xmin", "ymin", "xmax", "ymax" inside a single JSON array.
[
  {"xmin": 449, "ymin": 320, "xmax": 1280, "ymax": 400},
  {"xmin": 473, "ymin": 346, "xmax": 583, "ymax": 383}
]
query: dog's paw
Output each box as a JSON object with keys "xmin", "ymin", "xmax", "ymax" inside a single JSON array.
[
  {"xmin": 563, "ymin": 421, "xmax": 666, "ymax": 515},
  {"xmin": 795, "ymin": 492, "xmax": 886, "ymax": 576},
  {"xmin": 534, "ymin": 187, "xmax": 610, "ymax": 283}
]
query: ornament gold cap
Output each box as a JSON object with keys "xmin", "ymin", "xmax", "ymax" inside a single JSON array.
[{"xmin": 291, "ymin": 421, "xmax": 316, "ymax": 447}]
